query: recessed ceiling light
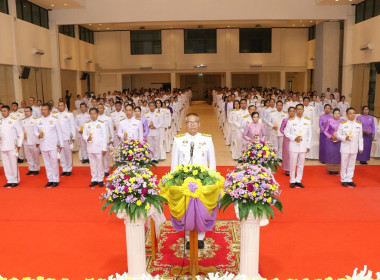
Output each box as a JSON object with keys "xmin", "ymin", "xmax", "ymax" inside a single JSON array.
[
  {"xmin": 227, "ymin": 26, "xmax": 230, "ymax": 27},
  {"xmin": 299, "ymin": 20, "xmax": 303, "ymax": 22},
  {"xmin": 106, "ymin": 28, "xmax": 110, "ymax": 30},
  {"xmin": 99, "ymin": 24, "xmax": 102, "ymax": 26},
  {"xmin": 310, "ymin": 20, "xmax": 313, "ymax": 22},
  {"xmin": 292, "ymin": 24, "xmax": 295, "ymax": 26},
  {"xmin": 63, "ymin": 3, "xmax": 68, "ymax": 5},
  {"xmin": 97, "ymin": 28, "xmax": 100, "ymax": 30},
  {"xmin": 302, "ymin": 24, "xmax": 305, "ymax": 26},
  {"xmin": 89, "ymin": 24, "xmax": 92, "ymax": 26},
  {"xmin": 335, "ymin": 0, "xmax": 338, "ymax": 2}
]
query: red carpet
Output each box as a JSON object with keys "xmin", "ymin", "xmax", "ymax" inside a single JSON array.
[{"xmin": 0, "ymin": 165, "xmax": 380, "ymax": 279}]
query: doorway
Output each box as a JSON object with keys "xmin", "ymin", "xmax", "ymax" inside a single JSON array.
[{"xmin": 180, "ymin": 73, "xmax": 222, "ymax": 101}]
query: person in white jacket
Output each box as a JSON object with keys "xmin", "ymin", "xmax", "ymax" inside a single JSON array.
[
  {"xmin": 22, "ymin": 106, "xmax": 40, "ymax": 176},
  {"xmin": 83, "ymin": 108, "xmax": 108, "ymax": 187}
]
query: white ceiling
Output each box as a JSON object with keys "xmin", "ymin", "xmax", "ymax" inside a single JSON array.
[
  {"xmin": 81, "ymin": 20, "xmax": 322, "ymax": 32},
  {"xmin": 28, "ymin": 0, "xmax": 85, "ymax": 9}
]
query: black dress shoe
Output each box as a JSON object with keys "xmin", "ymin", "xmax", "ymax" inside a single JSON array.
[
  {"xmin": 33, "ymin": 171, "xmax": 39, "ymax": 175},
  {"xmin": 186, "ymin": 241, "xmax": 190, "ymax": 250},
  {"xmin": 328, "ymin": 171, "xmax": 333, "ymax": 175},
  {"xmin": 198, "ymin": 240, "xmax": 205, "ymax": 249},
  {"xmin": 290, "ymin": 183, "xmax": 296, "ymax": 188},
  {"xmin": 295, "ymin": 183, "xmax": 304, "ymax": 188},
  {"xmin": 26, "ymin": 171, "xmax": 33, "ymax": 175},
  {"xmin": 348, "ymin": 182, "xmax": 356, "ymax": 187},
  {"xmin": 3, "ymin": 183, "xmax": 12, "ymax": 188},
  {"xmin": 89, "ymin": 182, "xmax": 98, "ymax": 187},
  {"xmin": 285, "ymin": 172, "xmax": 290, "ymax": 176},
  {"xmin": 12, "ymin": 183, "xmax": 19, "ymax": 187},
  {"xmin": 18, "ymin": 158, "xmax": 24, "ymax": 163},
  {"xmin": 98, "ymin": 182, "xmax": 104, "ymax": 187},
  {"xmin": 360, "ymin": 161, "xmax": 368, "ymax": 165},
  {"xmin": 45, "ymin": 182, "xmax": 53, "ymax": 188},
  {"xmin": 52, "ymin": 182, "xmax": 59, "ymax": 187},
  {"xmin": 104, "ymin": 172, "xmax": 109, "ymax": 177},
  {"xmin": 84, "ymin": 159, "xmax": 90, "ymax": 163},
  {"xmin": 341, "ymin": 182, "xmax": 348, "ymax": 187},
  {"xmin": 60, "ymin": 172, "xmax": 67, "ymax": 176},
  {"xmin": 66, "ymin": 172, "xmax": 72, "ymax": 176}
]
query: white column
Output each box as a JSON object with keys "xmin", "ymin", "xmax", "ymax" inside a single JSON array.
[
  {"xmin": 226, "ymin": 71, "xmax": 232, "ymax": 88},
  {"xmin": 342, "ymin": 16, "xmax": 355, "ymax": 103},
  {"xmin": 280, "ymin": 71, "xmax": 286, "ymax": 90},
  {"xmin": 314, "ymin": 22, "xmax": 340, "ymax": 95},
  {"xmin": 124, "ymin": 217, "xmax": 147, "ymax": 277},
  {"xmin": 76, "ymin": 71, "xmax": 83, "ymax": 96},
  {"xmin": 170, "ymin": 72, "xmax": 177, "ymax": 90},
  {"xmin": 116, "ymin": 73, "xmax": 123, "ymax": 91},
  {"xmin": 49, "ymin": 21, "xmax": 62, "ymax": 102}
]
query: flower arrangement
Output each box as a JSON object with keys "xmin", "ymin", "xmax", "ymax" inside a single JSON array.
[
  {"xmin": 101, "ymin": 165, "xmax": 166, "ymax": 221},
  {"xmin": 160, "ymin": 164, "xmax": 224, "ymax": 187},
  {"xmin": 113, "ymin": 139, "xmax": 155, "ymax": 169},
  {"xmin": 220, "ymin": 163, "xmax": 282, "ymax": 221},
  {"xmin": 239, "ymin": 141, "xmax": 280, "ymax": 172}
]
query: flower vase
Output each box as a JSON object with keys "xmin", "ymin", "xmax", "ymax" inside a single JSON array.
[
  {"xmin": 234, "ymin": 203, "xmax": 269, "ymax": 279},
  {"xmin": 117, "ymin": 210, "xmax": 146, "ymax": 278}
]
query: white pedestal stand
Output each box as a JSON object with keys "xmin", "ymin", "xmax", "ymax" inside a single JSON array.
[
  {"xmin": 117, "ymin": 211, "xmax": 146, "ymax": 278},
  {"xmin": 235, "ymin": 204, "xmax": 269, "ymax": 280}
]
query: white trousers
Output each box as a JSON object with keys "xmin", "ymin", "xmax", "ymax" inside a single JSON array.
[
  {"xmin": 78, "ymin": 136, "xmax": 89, "ymax": 160},
  {"xmin": 103, "ymin": 146, "xmax": 110, "ymax": 173},
  {"xmin": 41, "ymin": 150, "xmax": 59, "ymax": 182},
  {"xmin": 89, "ymin": 153, "xmax": 104, "ymax": 182},
  {"xmin": 159, "ymin": 128, "xmax": 166, "ymax": 160},
  {"xmin": 340, "ymin": 153, "xmax": 356, "ymax": 183},
  {"xmin": 147, "ymin": 135, "xmax": 160, "ymax": 161},
  {"xmin": 60, "ymin": 140, "xmax": 73, "ymax": 172},
  {"xmin": 1, "ymin": 151, "xmax": 19, "ymax": 184},
  {"xmin": 185, "ymin": 232, "xmax": 205, "ymax": 241},
  {"xmin": 289, "ymin": 151, "xmax": 306, "ymax": 183},
  {"xmin": 24, "ymin": 144, "xmax": 40, "ymax": 171},
  {"xmin": 113, "ymin": 135, "xmax": 122, "ymax": 150},
  {"xmin": 271, "ymin": 135, "xmax": 284, "ymax": 160},
  {"xmin": 18, "ymin": 146, "xmax": 25, "ymax": 160}
]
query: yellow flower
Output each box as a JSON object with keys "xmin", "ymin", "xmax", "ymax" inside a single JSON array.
[
  {"xmin": 128, "ymin": 150, "xmax": 133, "ymax": 154},
  {"xmin": 145, "ymin": 204, "xmax": 151, "ymax": 210},
  {"xmin": 193, "ymin": 170, "xmax": 198, "ymax": 175},
  {"xmin": 243, "ymin": 193, "xmax": 248, "ymax": 198},
  {"xmin": 130, "ymin": 178, "xmax": 136, "ymax": 183},
  {"xmin": 183, "ymin": 167, "xmax": 189, "ymax": 173},
  {"xmin": 267, "ymin": 197, "xmax": 272, "ymax": 203},
  {"xmin": 252, "ymin": 191, "xmax": 257, "ymax": 196},
  {"xmin": 142, "ymin": 174, "xmax": 147, "ymax": 178},
  {"xmin": 128, "ymin": 187, "xmax": 132, "ymax": 193},
  {"xmin": 136, "ymin": 200, "xmax": 142, "ymax": 206},
  {"xmin": 256, "ymin": 144, "xmax": 261, "ymax": 148}
]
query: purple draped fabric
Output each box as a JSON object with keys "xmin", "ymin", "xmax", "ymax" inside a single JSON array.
[
  {"xmin": 356, "ymin": 115, "xmax": 375, "ymax": 161},
  {"xmin": 280, "ymin": 118, "xmax": 290, "ymax": 171},
  {"xmin": 141, "ymin": 116, "xmax": 149, "ymax": 139},
  {"xmin": 171, "ymin": 198, "xmax": 218, "ymax": 232},
  {"xmin": 319, "ymin": 114, "xmax": 333, "ymax": 162},
  {"xmin": 323, "ymin": 118, "xmax": 344, "ymax": 164}
]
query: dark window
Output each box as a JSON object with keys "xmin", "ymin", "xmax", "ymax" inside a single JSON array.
[
  {"xmin": 376, "ymin": 0, "xmax": 380, "ymax": 16},
  {"xmin": 239, "ymin": 28, "xmax": 272, "ymax": 53},
  {"xmin": 79, "ymin": 25, "xmax": 94, "ymax": 44},
  {"xmin": 59, "ymin": 25, "xmax": 75, "ymax": 38},
  {"xmin": 0, "ymin": 0, "xmax": 9, "ymax": 14},
  {"xmin": 16, "ymin": 0, "xmax": 49, "ymax": 29},
  {"xmin": 308, "ymin": 25, "xmax": 316, "ymax": 41},
  {"xmin": 364, "ymin": 0, "xmax": 374, "ymax": 20},
  {"xmin": 130, "ymin": 30, "xmax": 162, "ymax": 55},
  {"xmin": 356, "ymin": 1, "xmax": 365, "ymax": 23},
  {"xmin": 184, "ymin": 29, "xmax": 217, "ymax": 54}
]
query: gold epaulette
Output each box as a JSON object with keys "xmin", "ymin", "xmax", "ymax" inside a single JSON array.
[
  {"xmin": 120, "ymin": 118, "xmax": 125, "ymax": 121},
  {"xmin": 304, "ymin": 117, "xmax": 310, "ymax": 120},
  {"xmin": 52, "ymin": 115, "xmax": 58, "ymax": 119},
  {"xmin": 201, "ymin": 133, "xmax": 211, "ymax": 137},
  {"xmin": 175, "ymin": 133, "xmax": 185, "ymax": 138},
  {"xmin": 11, "ymin": 116, "xmax": 17, "ymax": 120},
  {"xmin": 341, "ymin": 120, "xmax": 347, "ymax": 124},
  {"xmin": 85, "ymin": 120, "xmax": 91, "ymax": 123},
  {"xmin": 106, "ymin": 114, "xmax": 110, "ymax": 117},
  {"xmin": 76, "ymin": 112, "xmax": 80, "ymax": 115},
  {"xmin": 136, "ymin": 118, "xmax": 140, "ymax": 120},
  {"xmin": 289, "ymin": 117, "xmax": 295, "ymax": 121},
  {"xmin": 244, "ymin": 115, "xmax": 249, "ymax": 118},
  {"xmin": 283, "ymin": 111, "xmax": 287, "ymax": 113},
  {"xmin": 356, "ymin": 120, "xmax": 362, "ymax": 124},
  {"xmin": 98, "ymin": 120, "xmax": 104, "ymax": 123}
]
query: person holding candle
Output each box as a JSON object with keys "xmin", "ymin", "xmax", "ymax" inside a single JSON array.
[
  {"xmin": 280, "ymin": 106, "xmax": 296, "ymax": 176},
  {"xmin": 319, "ymin": 104, "xmax": 333, "ymax": 163},
  {"xmin": 337, "ymin": 107, "xmax": 363, "ymax": 187},
  {"xmin": 323, "ymin": 108, "xmax": 344, "ymax": 174},
  {"xmin": 117, "ymin": 104, "xmax": 143, "ymax": 141},
  {"xmin": 75, "ymin": 103, "xmax": 91, "ymax": 164},
  {"xmin": 243, "ymin": 112, "xmax": 266, "ymax": 145},
  {"xmin": 22, "ymin": 106, "xmax": 40, "ymax": 176},
  {"xmin": 356, "ymin": 106, "xmax": 375, "ymax": 165},
  {"xmin": 284, "ymin": 104, "xmax": 312, "ymax": 188},
  {"xmin": 83, "ymin": 108, "xmax": 108, "ymax": 187}
]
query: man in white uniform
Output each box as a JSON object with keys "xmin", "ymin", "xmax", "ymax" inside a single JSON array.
[
  {"xmin": 22, "ymin": 106, "xmax": 40, "ymax": 175},
  {"xmin": 83, "ymin": 108, "xmax": 108, "ymax": 187},
  {"xmin": 0, "ymin": 105, "xmax": 23, "ymax": 187},
  {"xmin": 284, "ymin": 104, "xmax": 312, "ymax": 188},
  {"xmin": 97, "ymin": 103, "xmax": 113, "ymax": 176},
  {"xmin": 145, "ymin": 102, "xmax": 163, "ymax": 163},
  {"xmin": 268, "ymin": 101, "xmax": 287, "ymax": 159},
  {"xmin": 35, "ymin": 104, "xmax": 64, "ymax": 188},
  {"xmin": 337, "ymin": 107, "xmax": 363, "ymax": 187},
  {"xmin": 56, "ymin": 101, "xmax": 76, "ymax": 176},
  {"xmin": 75, "ymin": 103, "xmax": 91, "ymax": 163},
  {"xmin": 171, "ymin": 113, "xmax": 216, "ymax": 249},
  {"xmin": 110, "ymin": 101, "xmax": 126, "ymax": 148},
  {"xmin": 117, "ymin": 104, "xmax": 143, "ymax": 141}
]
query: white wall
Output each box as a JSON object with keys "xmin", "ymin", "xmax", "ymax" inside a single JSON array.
[
  {"xmin": 0, "ymin": 13, "xmax": 15, "ymax": 66},
  {"xmin": 0, "ymin": 65, "xmax": 15, "ymax": 105}
]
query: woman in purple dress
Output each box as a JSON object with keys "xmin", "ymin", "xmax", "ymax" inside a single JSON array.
[
  {"xmin": 280, "ymin": 106, "xmax": 296, "ymax": 176},
  {"xmin": 356, "ymin": 106, "xmax": 375, "ymax": 164},
  {"xmin": 243, "ymin": 112, "xmax": 266, "ymax": 145},
  {"xmin": 134, "ymin": 106, "xmax": 149, "ymax": 140},
  {"xmin": 319, "ymin": 104, "xmax": 333, "ymax": 163},
  {"xmin": 323, "ymin": 108, "xmax": 344, "ymax": 174}
]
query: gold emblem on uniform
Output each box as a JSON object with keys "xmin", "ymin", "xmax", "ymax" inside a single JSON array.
[
  {"xmin": 8, "ymin": 121, "xmax": 12, "ymax": 124},
  {"xmin": 49, "ymin": 120, "xmax": 54, "ymax": 124}
]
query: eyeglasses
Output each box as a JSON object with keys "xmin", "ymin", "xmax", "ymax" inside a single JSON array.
[{"xmin": 186, "ymin": 121, "xmax": 199, "ymax": 125}]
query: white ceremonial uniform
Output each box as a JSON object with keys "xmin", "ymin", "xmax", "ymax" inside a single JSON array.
[
  {"xmin": 10, "ymin": 110, "xmax": 26, "ymax": 160},
  {"xmin": 35, "ymin": 114, "xmax": 64, "ymax": 183},
  {"xmin": 75, "ymin": 112, "xmax": 91, "ymax": 161},
  {"xmin": 155, "ymin": 109, "xmax": 167, "ymax": 160},
  {"xmin": 171, "ymin": 132, "xmax": 216, "ymax": 241},
  {"xmin": 97, "ymin": 113, "xmax": 113, "ymax": 174},
  {"xmin": 0, "ymin": 116, "xmax": 23, "ymax": 184},
  {"xmin": 31, "ymin": 106, "xmax": 41, "ymax": 118},
  {"xmin": 22, "ymin": 116, "xmax": 40, "ymax": 173},
  {"xmin": 145, "ymin": 110, "xmax": 163, "ymax": 161},
  {"xmin": 117, "ymin": 116, "xmax": 143, "ymax": 141},
  {"xmin": 56, "ymin": 111, "xmax": 76, "ymax": 173},
  {"xmin": 75, "ymin": 99, "xmax": 82, "ymax": 111},
  {"xmin": 268, "ymin": 110, "xmax": 288, "ymax": 159},
  {"xmin": 337, "ymin": 120, "xmax": 363, "ymax": 183},
  {"xmin": 337, "ymin": 102, "xmax": 350, "ymax": 119},
  {"xmin": 83, "ymin": 119, "xmax": 108, "ymax": 183},
  {"xmin": 284, "ymin": 116, "xmax": 312, "ymax": 184},
  {"xmin": 111, "ymin": 110, "xmax": 126, "ymax": 148}
]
